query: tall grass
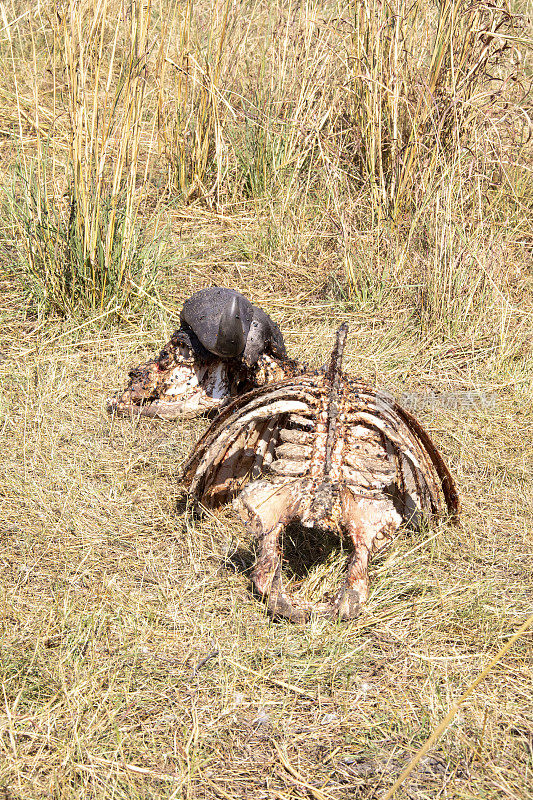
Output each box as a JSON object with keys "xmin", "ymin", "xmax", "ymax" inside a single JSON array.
[
  {"xmin": 155, "ymin": 0, "xmax": 232, "ymax": 205},
  {"xmin": 8, "ymin": 0, "xmax": 160, "ymax": 317},
  {"xmin": 330, "ymin": 0, "xmax": 531, "ymax": 327},
  {"xmin": 154, "ymin": 0, "xmax": 342, "ymax": 205},
  {"xmin": 1, "ymin": 0, "xmax": 530, "ymax": 329},
  {"xmin": 347, "ymin": 0, "xmax": 528, "ymax": 221},
  {"xmin": 227, "ymin": 2, "xmax": 344, "ymax": 203}
]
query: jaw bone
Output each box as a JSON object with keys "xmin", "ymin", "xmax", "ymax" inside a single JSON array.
[
  {"xmin": 107, "ymin": 340, "xmax": 292, "ymax": 420},
  {"xmin": 106, "ymin": 296, "xmax": 241, "ymax": 419},
  {"xmin": 107, "ymin": 339, "xmax": 234, "ymax": 420}
]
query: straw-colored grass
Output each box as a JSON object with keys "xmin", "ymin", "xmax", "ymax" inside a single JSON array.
[
  {"xmin": 5, "ymin": 0, "xmax": 162, "ymax": 316},
  {"xmin": 0, "ymin": 0, "xmax": 531, "ymax": 797}
]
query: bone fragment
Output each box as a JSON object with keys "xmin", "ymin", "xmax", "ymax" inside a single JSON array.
[
  {"xmin": 341, "ymin": 464, "xmax": 394, "ymax": 490},
  {"xmin": 251, "ymin": 418, "xmax": 280, "ymax": 479},
  {"xmin": 287, "ymin": 414, "xmax": 314, "ymax": 428},
  {"xmin": 269, "ymin": 459, "xmax": 309, "ymax": 476},
  {"xmin": 274, "ymin": 442, "xmax": 313, "ymax": 460},
  {"xmin": 279, "ymin": 428, "xmax": 313, "ymax": 444},
  {"xmin": 344, "ymin": 450, "xmax": 395, "ymax": 476}
]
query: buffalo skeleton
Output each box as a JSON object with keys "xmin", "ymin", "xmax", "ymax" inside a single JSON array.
[
  {"xmin": 107, "ymin": 289, "xmax": 458, "ymax": 621},
  {"xmin": 182, "ymin": 324, "xmax": 459, "ymax": 622}
]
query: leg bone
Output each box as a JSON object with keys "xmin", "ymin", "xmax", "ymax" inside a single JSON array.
[
  {"xmin": 332, "ymin": 490, "xmax": 402, "ymax": 619},
  {"xmin": 235, "ymin": 481, "xmax": 309, "ymax": 622}
]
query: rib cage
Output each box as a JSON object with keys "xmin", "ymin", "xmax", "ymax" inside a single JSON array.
[
  {"xmin": 183, "ymin": 379, "xmax": 458, "ymax": 518},
  {"xmin": 182, "ymin": 326, "xmax": 459, "ymax": 622}
]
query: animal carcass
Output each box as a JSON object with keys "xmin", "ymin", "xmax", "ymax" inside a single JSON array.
[
  {"xmin": 107, "ymin": 288, "xmax": 292, "ymax": 420},
  {"xmin": 182, "ymin": 324, "xmax": 459, "ymax": 622}
]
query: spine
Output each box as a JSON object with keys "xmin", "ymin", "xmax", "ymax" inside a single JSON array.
[{"xmin": 324, "ymin": 323, "xmax": 348, "ymax": 476}]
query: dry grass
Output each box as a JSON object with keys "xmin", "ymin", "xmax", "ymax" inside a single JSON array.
[
  {"xmin": 0, "ymin": 0, "xmax": 532, "ymax": 797},
  {"xmin": 0, "ymin": 268, "xmax": 531, "ymax": 798}
]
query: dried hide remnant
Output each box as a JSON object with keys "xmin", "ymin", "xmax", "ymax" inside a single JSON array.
[
  {"xmin": 107, "ymin": 287, "xmax": 292, "ymax": 420},
  {"xmin": 183, "ymin": 324, "xmax": 459, "ymax": 622}
]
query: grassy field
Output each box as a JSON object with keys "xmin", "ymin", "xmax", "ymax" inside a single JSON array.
[{"xmin": 0, "ymin": 1, "xmax": 532, "ymax": 798}]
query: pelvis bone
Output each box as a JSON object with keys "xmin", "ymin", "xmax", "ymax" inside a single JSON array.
[
  {"xmin": 182, "ymin": 324, "xmax": 459, "ymax": 622},
  {"xmin": 107, "ymin": 288, "xmax": 290, "ymax": 420}
]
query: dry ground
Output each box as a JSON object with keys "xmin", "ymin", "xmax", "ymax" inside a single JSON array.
[{"xmin": 0, "ymin": 230, "xmax": 532, "ymax": 798}]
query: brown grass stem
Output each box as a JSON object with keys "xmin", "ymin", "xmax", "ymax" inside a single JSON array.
[{"xmin": 381, "ymin": 612, "xmax": 533, "ymax": 799}]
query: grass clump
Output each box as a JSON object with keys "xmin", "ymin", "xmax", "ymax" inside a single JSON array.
[
  {"xmin": 10, "ymin": 166, "xmax": 162, "ymax": 318},
  {"xmin": 7, "ymin": 0, "xmax": 160, "ymax": 318}
]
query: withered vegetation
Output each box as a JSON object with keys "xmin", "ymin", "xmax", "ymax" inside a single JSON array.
[{"xmin": 0, "ymin": 0, "xmax": 532, "ymax": 798}]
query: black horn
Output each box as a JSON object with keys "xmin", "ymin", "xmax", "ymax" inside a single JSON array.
[{"xmin": 214, "ymin": 293, "xmax": 246, "ymax": 358}]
